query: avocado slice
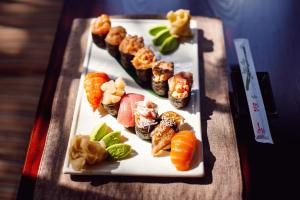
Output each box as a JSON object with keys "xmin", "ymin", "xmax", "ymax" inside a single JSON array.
[
  {"xmin": 159, "ymin": 36, "xmax": 179, "ymax": 55},
  {"xmin": 149, "ymin": 25, "xmax": 168, "ymax": 36},
  {"xmin": 90, "ymin": 122, "xmax": 112, "ymax": 141},
  {"xmin": 152, "ymin": 29, "xmax": 171, "ymax": 46},
  {"xmin": 101, "ymin": 131, "xmax": 121, "ymax": 148},
  {"xmin": 106, "ymin": 144, "xmax": 132, "ymax": 160}
]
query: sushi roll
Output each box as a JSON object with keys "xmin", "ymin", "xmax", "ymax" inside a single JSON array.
[
  {"xmin": 101, "ymin": 77, "xmax": 126, "ymax": 117},
  {"xmin": 119, "ymin": 35, "xmax": 144, "ymax": 70},
  {"xmin": 131, "ymin": 47, "xmax": 156, "ymax": 86},
  {"xmin": 151, "ymin": 61, "xmax": 174, "ymax": 96},
  {"xmin": 151, "ymin": 111, "xmax": 184, "ymax": 156},
  {"xmin": 134, "ymin": 100, "xmax": 158, "ymax": 140},
  {"xmin": 168, "ymin": 72, "xmax": 193, "ymax": 108},
  {"xmin": 117, "ymin": 93, "xmax": 145, "ymax": 128},
  {"xmin": 170, "ymin": 131, "xmax": 197, "ymax": 171},
  {"xmin": 105, "ymin": 26, "xmax": 127, "ymax": 58},
  {"xmin": 91, "ymin": 14, "xmax": 111, "ymax": 48}
]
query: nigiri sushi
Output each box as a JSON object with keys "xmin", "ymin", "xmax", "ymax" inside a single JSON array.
[
  {"xmin": 117, "ymin": 93, "xmax": 144, "ymax": 128},
  {"xmin": 101, "ymin": 77, "xmax": 126, "ymax": 117},
  {"xmin": 151, "ymin": 111, "xmax": 184, "ymax": 156},
  {"xmin": 170, "ymin": 131, "xmax": 197, "ymax": 171},
  {"xmin": 168, "ymin": 72, "xmax": 193, "ymax": 108},
  {"xmin": 84, "ymin": 72, "xmax": 110, "ymax": 112}
]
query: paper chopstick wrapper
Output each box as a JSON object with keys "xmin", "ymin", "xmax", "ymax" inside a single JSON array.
[{"xmin": 234, "ymin": 38, "xmax": 273, "ymax": 144}]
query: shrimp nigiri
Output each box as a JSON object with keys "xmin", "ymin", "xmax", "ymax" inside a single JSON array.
[
  {"xmin": 84, "ymin": 72, "xmax": 110, "ymax": 111},
  {"xmin": 170, "ymin": 131, "xmax": 197, "ymax": 171}
]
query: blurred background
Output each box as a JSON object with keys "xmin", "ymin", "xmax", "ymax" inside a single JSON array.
[{"xmin": 1, "ymin": 0, "xmax": 300, "ymax": 199}]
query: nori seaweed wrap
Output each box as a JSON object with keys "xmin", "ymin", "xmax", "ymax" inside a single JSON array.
[
  {"xmin": 91, "ymin": 14, "xmax": 111, "ymax": 48},
  {"xmin": 119, "ymin": 35, "xmax": 144, "ymax": 70},
  {"xmin": 151, "ymin": 61, "xmax": 174, "ymax": 96},
  {"xmin": 105, "ymin": 26, "xmax": 127, "ymax": 58},
  {"xmin": 168, "ymin": 72, "xmax": 193, "ymax": 108},
  {"xmin": 134, "ymin": 100, "xmax": 158, "ymax": 140},
  {"xmin": 132, "ymin": 47, "xmax": 156, "ymax": 87}
]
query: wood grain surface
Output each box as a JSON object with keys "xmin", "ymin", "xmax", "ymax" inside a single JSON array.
[
  {"xmin": 31, "ymin": 18, "xmax": 242, "ymax": 200},
  {"xmin": 0, "ymin": 0, "xmax": 63, "ymax": 199}
]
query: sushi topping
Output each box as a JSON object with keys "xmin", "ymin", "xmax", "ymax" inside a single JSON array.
[
  {"xmin": 170, "ymin": 131, "xmax": 197, "ymax": 171},
  {"xmin": 119, "ymin": 35, "xmax": 144, "ymax": 55},
  {"xmin": 152, "ymin": 61, "xmax": 174, "ymax": 82},
  {"xmin": 117, "ymin": 93, "xmax": 145, "ymax": 127},
  {"xmin": 91, "ymin": 14, "xmax": 111, "ymax": 36},
  {"xmin": 84, "ymin": 72, "xmax": 110, "ymax": 111},
  {"xmin": 105, "ymin": 26, "xmax": 127, "ymax": 46},
  {"xmin": 101, "ymin": 77, "xmax": 126, "ymax": 105},
  {"xmin": 160, "ymin": 111, "xmax": 184, "ymax": 130},
  {"xmin": 168, "ymin": 72, "xmax": 193, "ymax": 99},
  {"xmin": 132, "ymin": 47, "xmax": 156, "ymax": 70},
  {"xmin": 135, "ymin": 100, "xmax": 158, "ymax": 127},
  {"xmin": 151, "ymin": 124, "xmax": 176, "ymax": 156},
  {"xmin": 151, "ymin": 111, "xmax": 184, "ymax": 156}
]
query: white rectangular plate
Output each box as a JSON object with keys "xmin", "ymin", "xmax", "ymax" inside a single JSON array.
[{"xmin": 63, "ymin": 19, "xmax": 204, "ymax": 177}]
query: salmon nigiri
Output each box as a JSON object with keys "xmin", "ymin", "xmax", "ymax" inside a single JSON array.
[
  {"xmin": 170, "ymin": 131, "xmax": 197, "ymax": 171},
  {"xmin": 84, "ymin": 72, "xmax": 110, "ymax": 111}
]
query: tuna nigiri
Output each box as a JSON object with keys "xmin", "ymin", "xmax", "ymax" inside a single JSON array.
[
  {"xmin": 117, "ymin": 93, "xmax": 144, "ymax": 127},
  {"xmin": 170, "ymin": 131, "xmax": 197, "ymax": 171},
  {"xmin": 84, "ymin": 72, "xmax": 110, "ymax": 111}
]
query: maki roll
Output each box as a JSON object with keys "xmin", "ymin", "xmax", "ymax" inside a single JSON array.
[
  {"xmin": 151, "ymin": 111, "xmax": 184, "ymax": 156},
  {"xmin": 168, "ymin": 72, "xmax": 193, "ymax": 108},
  {"xmin": 101, "ymin": 77, "xmax": 126, "ymax": 117},
  {"xmin": 119, "ymin": 35, "xmax": 144, "ymax": 70},
  {"xmin": 134, "ymin": 100, "xmax": 158, "ymax": 140},
  {"xmin": 151, "ymin": 61, "xmax": 174, "ymax": 96},
  {"xmin": 131, "ymin": 47, "xmax": 156, "ymax": 87},
  {"xmin": 105, "ymin": 26, "xmax": 127, "ymax": 58},
  {"xmin": 91, "ymin": 14, "xmax": 111, "ymax": 48}
]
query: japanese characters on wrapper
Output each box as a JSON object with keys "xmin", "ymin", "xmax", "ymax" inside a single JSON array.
[{"xmin": 234, "ymin": 38, "xmax": 273, "ymax": 144}]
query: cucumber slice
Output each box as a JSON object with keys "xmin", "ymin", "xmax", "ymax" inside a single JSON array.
[
  {"xmin": 152, "ymin": 29, "xmax": 171, "ymax": 46},
  {"xmin": 159, "ymin": 36, "xmax": 179, "ymax": 55},
  {"xmin": 149, "ymin": 25, "xmax": 168, "ymax": 36},
  {"xmin": 90, "ymin": 122, "xmax": 112, "ymax": 141},
  {"xmin": 101, "ymin": 131, "xmax": 121, "ymax": 147},
  {"xmin": 106, "ymin": 144, "xmax": 132, "ymax": 160}
]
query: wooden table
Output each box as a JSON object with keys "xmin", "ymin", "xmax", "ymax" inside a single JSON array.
[{"xmin": 17, "ymin": 0, "xmax": 300, "ymax": 199}]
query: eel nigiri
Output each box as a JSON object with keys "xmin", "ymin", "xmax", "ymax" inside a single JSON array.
[
  {"xmin": 170, "ymin": 131, "xmax": 197, "ymax": 171},
  {"xmin": 117, "ymin": 93, "xmax": 144, "ymax": 127},
  {"xmin": 84, "ymin": 72, "xmax": 110, "ymax": 111},
  {"xmin": 151, "ymin": 111, "xmax": 184, "ymax": 156}
]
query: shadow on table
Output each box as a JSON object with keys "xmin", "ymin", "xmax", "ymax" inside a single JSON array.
[{"xmin": 71, "ymin": 29, "xmax": 216, "ymax": 185}]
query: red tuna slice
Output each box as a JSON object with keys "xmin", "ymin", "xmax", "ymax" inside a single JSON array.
[{"xmin": 117, "ymin": 93, "xmax": 144, "ymax": 127}]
